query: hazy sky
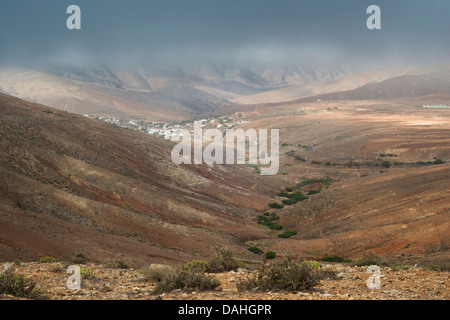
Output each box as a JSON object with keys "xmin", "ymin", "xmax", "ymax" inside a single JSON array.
[{"xmin": 1, "ymin": 0, "xmax": 449, "ymax": 68}]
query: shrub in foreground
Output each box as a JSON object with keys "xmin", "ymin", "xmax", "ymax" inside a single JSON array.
[
  {"xmin": 140, "ymin": 264, "xmax": 174, "ymax": 283},
  {"xmin": 0, "ymin": 272, "xmax": 49, "ymax": 300},
  {"xmin": 236, "ymin": 258, "xmax": 322, "ymax": 292},
  {"xmin": 152, "ymin": 267, "xmax": 220, "ymax": 295}
]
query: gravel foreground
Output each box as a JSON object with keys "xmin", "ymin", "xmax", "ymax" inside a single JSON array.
[{"xmin": 0, "ymin": 261, "xmax": 448, "ymax": 300}]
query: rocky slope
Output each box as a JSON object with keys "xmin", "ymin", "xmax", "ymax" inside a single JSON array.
[{"xmin": 0, "ymin": 93, "xmax": 288, "ymax": 267}]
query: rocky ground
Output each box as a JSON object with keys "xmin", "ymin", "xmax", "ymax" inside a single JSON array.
[{"xmin": 0, "ymin": 261, "xmax": 448, "ymax": 300}]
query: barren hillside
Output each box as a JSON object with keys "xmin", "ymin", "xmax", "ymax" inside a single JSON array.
[{"xmin": 0, "ymin": 93, "xmax": 288, "ymax": 267}]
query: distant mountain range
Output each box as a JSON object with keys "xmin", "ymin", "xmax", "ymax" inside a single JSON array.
[{"xmin": 0, "ymin": 63, "xmax": 447, "ymax": 120}]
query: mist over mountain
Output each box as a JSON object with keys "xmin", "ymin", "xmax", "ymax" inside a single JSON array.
[{"xmin": 1, "ymin": 1, "xmax": 449, "ymax": 119}]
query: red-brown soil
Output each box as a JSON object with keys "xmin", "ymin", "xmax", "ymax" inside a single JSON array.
[{"xmin": 0, "ymin": 93, "xmax": 289, "ymax": 267}]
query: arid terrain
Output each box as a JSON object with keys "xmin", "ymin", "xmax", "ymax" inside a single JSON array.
[
  {"xmin": 0, "ymin": 261, "xmax": 448, "ymax": 300},
  {"xmin": 0, "ymin": 93, "xmax": 291, "ymax": 267},
  {"xmin": 0, "ymin": 67, "xmax": 449, "ymax": 299}
]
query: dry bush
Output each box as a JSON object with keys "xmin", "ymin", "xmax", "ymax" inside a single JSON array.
[
  {"xmin": 208, "ymin": 245, "xmax": 247, "ymax": 273},
  {"xmin": 236, "ymin": 258, "xmax": 328, "ymax": 293},
  {"xmin": 140, "ymin": 264, "xmax": 174, "ymax": 283},
  {"xmin": 0, "ymin": 270, "xmax": 49, "ymax": 300},
  {"xmin": 152, "ymin": 267, "xmax": 220, "ymax": 294}
]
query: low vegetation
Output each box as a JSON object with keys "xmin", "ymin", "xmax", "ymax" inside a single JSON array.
[
  {"xmin": 152, "ymin": 266, "xmax": 220, "ymax": 294},
  {"xmin": 80, "ymin": 267, "xmax": 94, "ymax": 279},
  {"xmin": 257, "ymin": 213, "xmax": 283, "ymax": 230},
  {"xmin": 0, "ymin": 271, "xmax": 49, "ymax": 300},
  {"xmin": 268, "ymin": 202, "xmax": 284, "ymax": 209},
  {"xmin": 321, "ymin": 256, "xmax": 352, "ymax": 263},
  {"xmin": 236, "ymin": 258, "xmax": 332, "ymax": 293},
  {"xmin": 264, "ymin": 251, "xmax": 277, "ymax": 260},
  {"xmin": 248, "ymin": 246, "xmax": 264, "ymax": 255},
  {"xmin": 140, "ymin": 264, "xmax": 174, "ymax": 283},
  {"xmin": 183, "ymin": 260, "xmax": 211, "ymax": 273},
  {"xmin": 281, "ymin": 191, "xmax": 308, "ymax": 205},
  {"xmin": 39, "ymin": 256, "xmax": 58, "ymax": 263},
  {"xmin": 208, "ymin": 245, "xmax": 248, "ymax": 273},
  {"xmin": 278, "ymin": 230, "xmax": 298, "ymax": 239}
]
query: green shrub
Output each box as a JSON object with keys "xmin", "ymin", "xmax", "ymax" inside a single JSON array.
[
  {"xmin": 258, "ymin": 213, "xmax": 279, "ymax": 222},
  {"xmin": 281, "ymin": 199, "xmax": 296, "ymax": 205},
  {"xmin": 286, "ymin": 191, "xmax": 308, "ymax": 200},
  {"xmin": 264, "ymin": 251, "xmax": 277, "ymax": 260},
  {"xmin": 268, "ymin": 202, "xmax": 284, "ymax": 209},
  {"xmin": 236, "ymin": 258, "xmax": 322, "ymax": 292},
  {"xmin": 381, "ymin": 161, "xmax": 391, "ymax": 168},
  {"xmin": 248, "ymin": 247, "xmax": 264, "ymax": 255},
  {"xmin": 321, "ymin": 256, "xmax": 351, "ymax": 263},
  {"xmin": 80, "ymin": 267, "xmax": 94, "ymax": 279},
  {"xmin": 286, "ymin": 187, "xmax": 294, "ymax": 192},
  {"xmin": 183, "ymin": 260, "xmax": 211, "ymax": 273},
  {"xmin": 280, "ymin": 191, "xmax": 308, "ymax": 205},
  {"xmin": 278, "ymin": 230, "xmax": 298, "ymax": 239},
  {"xmin": 39, "ymin": 256, "xmax": 58, "ymax": 263},
  {"xmin": 434, "ymin": 159, "xmax": 444, "ymax": 165},
  {"xmin": 265, "ymin": 222, "xmax": 283, "ymax": 230},
  {"xmin": 257, "ymin": 214, "xmax": 283, "ymax": 230},
  {"xmin": 0, "ymin": 272, "xmax": 49, "ymax": 300},
  {"xmin": 302, "ymin": 260, "xmax": 320, "ymax": 269},
  {"xmin": 307, "ymin": 189, "xmax": 321, "ymax": 195}
]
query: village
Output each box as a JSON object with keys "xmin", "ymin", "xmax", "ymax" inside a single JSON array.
[{"xmin": 83, "ymin": 113, "xmax": 251, "ymax": 141}]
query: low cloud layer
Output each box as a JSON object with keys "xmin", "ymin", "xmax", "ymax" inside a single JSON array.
[{"xmin": 1, "ymin": 0, "xmax": 450, "ymax": 69}]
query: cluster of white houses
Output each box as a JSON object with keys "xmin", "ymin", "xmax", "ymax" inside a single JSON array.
[{"xmin": 83, "ymin": 115, "xmax": 250, "ymax": 140}]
